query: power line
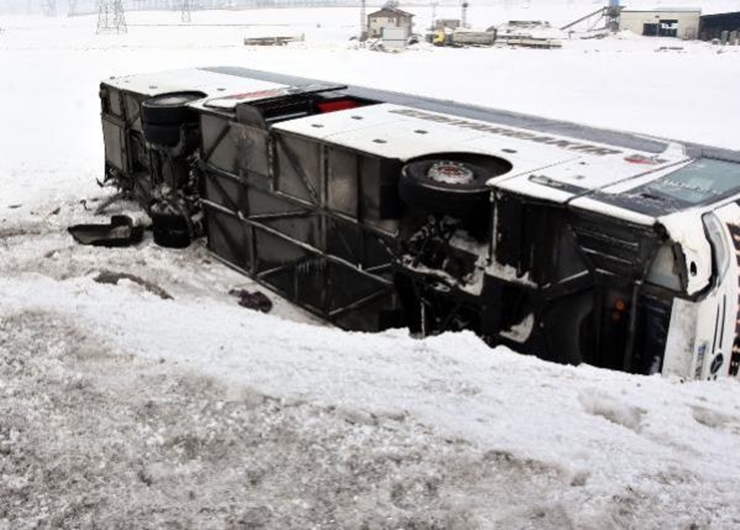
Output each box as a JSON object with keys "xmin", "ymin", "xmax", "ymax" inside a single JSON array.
[
  {"xmin": 97, "ymin": 0, "xmax": 127, "ymax": 33},
  {"xmin": 359, "ymin": 0, "xmax": 367, "ymax": 41},
  {"xmin": 181, "ymin": 0, "xmax": 192, "ymax": 23},
  {"xmin": 43, "ymin": 0, "xmax": 57, "ymax": 16}
]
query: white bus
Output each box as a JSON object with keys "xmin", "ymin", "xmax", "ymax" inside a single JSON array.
[{"xmin": 99, "ymin": 66, "xmax": 740, "ymax": 381}]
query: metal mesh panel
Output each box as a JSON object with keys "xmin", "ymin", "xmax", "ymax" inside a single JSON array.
[
  {"xmin": 327, "ymin": 147, "xmax": 358, "ymax": 217},
  {"xmin": 326, "ymin": 217, "xmax": 395, "ymax": 271},
  {"xmin": 203, "ymin": 171, "xmax": 245, "ymax": 213},
  {"xmin": 327, "ymin": 262, "xmax": 385, "ymax": 312},
  {"xmin": 232, "ymin": 123, "xmax": 270, "ymax": 178},
  {"xmin": 295, "ymin": 255, "xmax": 327, "ymax": 312},
  {"xmin": 201, "ymin": 114, "xmax": 238, "ymax": 174},
  {"xmin": 199, "ymin": 126, "xmax": 404, "ymax": 333},
  {"xmin": 247, "ymin": 187, "xmax": 322, "ymax": 249},
  {"xmin": 102, "ymin": 119, "xmax": 125, "ymax": 172},
  {"xmin": 333, "ymin": 294, "xmax": 400, "ymax": 332},
  {"xmin": 261, "ymin": 215, "xmax": 323, "ymax": 250},
  {"xmin": 326, "ymin": 218, "xmax": 362, "ymax": 265},
  {"xmin": 328, "ymin": 262, "xmax": 399, "ymax": 331},
  {"xmin": 108, "ymin": 88, "xmax": 123, "ymax": 117},
  {"xmin": 360, "ymin": 156, "xmax": 401, "ymax": 234},
  {"xmin": 204, "ymin": 205, "xmax": 252, "ymax": 272},
  {"xmin": 123, "ymin": 94, "xmax": 142, "ymax": 133},
  {"xmin": 247, "ymin": 187, "xmax": 299, "ymax": 216},
  {"xmin": 254, "ymin": 227, "xmax": 307, "ymax": 273},
  {"xmin": 275, "ymin": 134, "xmax": 322, "ymax": 205},
  {"xmin": 362, "ymin": 230, "xmax": 396, "ymax": 272}
]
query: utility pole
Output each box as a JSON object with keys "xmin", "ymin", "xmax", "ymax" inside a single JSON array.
[
  {"xmin": 44, "ymin": 0, "xmax": 57, "ymax": 16},
  {"xmin": 68, "ymin": 0, "xmax": 77, "ymax": 16},
  {"xmin": 181, "ymin": 0, "xmax": 191, "ymax": 23},
  {"xmin": 461, "ymin": 0, "xmax": 468, "ymax": 28},
  {"xmin": 359, "ymin": 0, "xmax": 367, "ymax": 41},
  {"xmin": 97, "ymin": 0, "xmax": 127, "ymax": 34},
  {"xmin": 606, "ymin": 0, "xmax": 621, "ymax": 32}
]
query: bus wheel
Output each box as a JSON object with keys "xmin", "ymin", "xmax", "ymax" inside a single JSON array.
[
  {"xmin": 140, "ymin": 92, "xmax": 204, "ymax": 126},
  {"xmin": 142, "ymin": 123, "xmax": 181, "ymax": 147},
  {"xmin": 399, "ymin": 159, "xmax": 492, "ymax": 219}
]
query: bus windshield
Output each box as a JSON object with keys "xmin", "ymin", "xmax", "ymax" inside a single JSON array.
[{"xmin": 638, "ymin": 159, "xmax": 740, "ymax": 205}]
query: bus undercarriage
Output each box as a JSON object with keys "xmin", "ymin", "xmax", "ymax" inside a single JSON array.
[{"xmin": 97, "ymin": 68, "xmax": 740, "ymax": 379}]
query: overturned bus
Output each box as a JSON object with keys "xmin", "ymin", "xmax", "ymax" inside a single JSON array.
[{"xmin": 98, "ymin": 66, "xmax": 740, "ymax": 381}]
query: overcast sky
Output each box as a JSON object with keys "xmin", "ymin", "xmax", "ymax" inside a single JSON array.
[{"xmin": 0, "ymin": 0, "xmax": 736, "ymax": 18}]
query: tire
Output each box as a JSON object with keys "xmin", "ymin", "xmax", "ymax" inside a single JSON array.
[
  {"xmin": 142, "ymin": 122, "xmax": 181, "ymax": 147},
  {"xmin": 140, "ymin": 92, "xmax": 204, "ymax": 126},
  {"xmin": 153, "ymin": 228, "xmax": 191, "ymax": 248},
  {"xmin": 150, "ymin": 211, "xmax": 189, "ymax": 231},
  {"xmin": 399, "ymin": 159, "xmax": 492, "ymax": 218}
]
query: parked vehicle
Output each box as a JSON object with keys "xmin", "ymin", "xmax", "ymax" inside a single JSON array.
[
  {"xmin": 452, "ymin": 29, "xmax": 497, "ymax": 46},
  {"xmin": 98, "ymin": 67, "xmax": 740, "ymax": 381}
]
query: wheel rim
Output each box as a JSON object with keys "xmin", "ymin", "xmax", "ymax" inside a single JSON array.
[
  {"xmin": 156, "ymin": 95, "xmax": 189, "ymax": 106},
  {"xmin": 149, "ymin": 92, "xmax": 203, "ymax": 107},
  {"xmin": 427, "ymin": 161, "xmax": 475, "ymax": 185}
]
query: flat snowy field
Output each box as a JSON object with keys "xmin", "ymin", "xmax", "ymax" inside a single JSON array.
[{"xmin": 1, "ymin": 3, "xmax": 740, "ymax": 528}]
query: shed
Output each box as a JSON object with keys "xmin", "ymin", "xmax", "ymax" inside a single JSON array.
[
  {"xmin": 619, "ymin": 8, "xmax": 701, "ymax": 39},
  {"xmin": 368, "ymin": 7, "xmax": 414, "ymax": 38},
  {"xmin": 700, "ymin": 11, "xmax": 740, "ymax": 41}
]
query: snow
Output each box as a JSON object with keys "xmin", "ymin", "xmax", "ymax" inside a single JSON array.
[{"xmin": 1, "ymin": 5, "xmax": 740, "ymax": 528}]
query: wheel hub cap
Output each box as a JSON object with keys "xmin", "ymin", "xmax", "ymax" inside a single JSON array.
[{"xmin": 427, "ymin": 161, "xmax": 474, "ymax": 184}]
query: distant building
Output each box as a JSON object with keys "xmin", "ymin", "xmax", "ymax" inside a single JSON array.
[
  {"xmin": 619, "ymin": 8, "xmax": 701, "ymax": 39},
  {"xmin": 367, "ymin": 7, "xmax": 414, "ymax": 38},
  {"xmin": 699, "ymin": 11, "xmax": 740, "ymax": 41}
]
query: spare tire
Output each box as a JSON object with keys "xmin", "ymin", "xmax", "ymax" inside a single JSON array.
[
  {"xmin": 142, "ymin": 122, "xmax": 181, "ymax": 147},
  {"xmin": 140, "ymin": 92, "xmax": 204, "ymax": 126},
  {"xmin": 151, "ymin": 211, "xmax": 191, "ymax": 248},
  {"xmin": 150, "ymin": 210, "xmax": 189, "ymax": 231},
  {"xmin": 153, "ymin": 227, "xmax": 191, "ymax": 249},
  {"xmin": 399, "ymin": 159, "xmax": 492, "ymax": 218}
]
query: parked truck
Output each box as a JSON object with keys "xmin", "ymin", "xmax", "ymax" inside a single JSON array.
[{"xmin": 98, "ymin": 66, "xmax": 740, "ymax": 381}]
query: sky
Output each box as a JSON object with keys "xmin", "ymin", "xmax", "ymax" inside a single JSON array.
[{"xmin": 4, "ymin": 0, "xmax": 740, "ymax": 16}]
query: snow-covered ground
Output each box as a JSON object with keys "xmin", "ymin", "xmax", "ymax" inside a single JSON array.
[{"xmin": 1, "ymin": 5, "xmax": 740, "ymax": 528}]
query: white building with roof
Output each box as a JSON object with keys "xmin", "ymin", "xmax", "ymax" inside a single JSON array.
[
  {"xmin": 619, "ymin": 7, "xmax": 701, "ymax": 38},
  {"xmin": 367, "ymin": 7, "xmax": 414, "ymax": 38}
]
